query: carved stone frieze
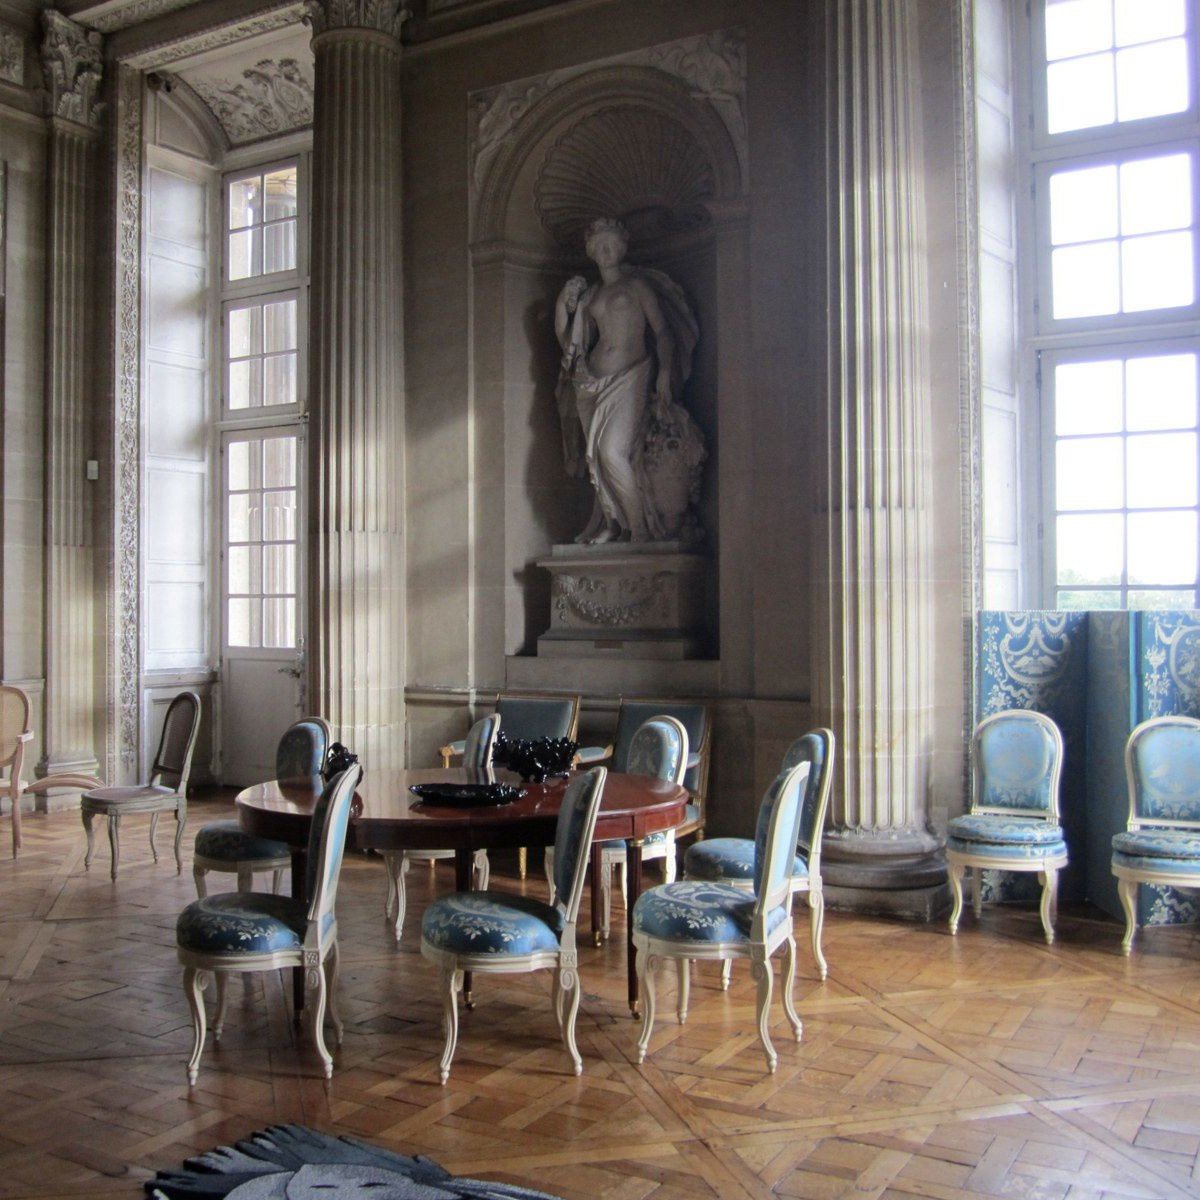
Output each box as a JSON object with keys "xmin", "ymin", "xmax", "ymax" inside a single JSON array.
[
  {"xmin": 188, "ymin": 56, "xmax": 313, "ymax": 143},
  {"xmin": 85, "ymin": 0, "xmax": 199, "ymax": 35},
  {"xmin": 470, "ymin": 29, "xmax": 747, "ymax": 203},
  {"xmin": 553, "ymin": 572, "xmax": 670, "ymax": 629},
  {"xmin": 305, "ymin": 0, "xmax": 409, "ymax": 39},
  {"xmin": 122, "ymin": 6, "xmax": 306, "ymax": 72},
  {"xmin": 41, "ymin": 11, "xmax": 104, "ymax": 128},
  {"xmin": 0, "ymin": 25, "xmax": 23, "ymax": 86}
]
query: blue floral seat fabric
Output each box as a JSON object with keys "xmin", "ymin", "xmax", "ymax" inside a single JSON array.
[
  {"xmin": 1112, "ymin": 829, "xmax": 1200, "ymax": 861},
  {"xmin": 946, "ymin": 814, "xmax": 1067, "ymax": 850},
  {"xmin": 684, "ymin": 837, "xmax": 808, "ymax": 882},
  {"xmin": 632, "ymin": 881, "xmax": 788, "ymax": 942},
  {"xmin": 194, "ymin": 820, "xmax": 290, "ymax": 863},
  {"xmin": 421, "ymin": 891, "xmax": 565, "ymax": 956},
  {"xmin": 177, "ymin": 892, "xmax": 308, "ymax": 955}
]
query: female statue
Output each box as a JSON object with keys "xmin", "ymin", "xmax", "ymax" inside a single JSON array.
[{"xmin": 555, "ymin": 218, "xmax": 703, "ymax": 544}]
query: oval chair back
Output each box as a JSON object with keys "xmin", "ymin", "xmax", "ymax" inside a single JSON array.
[
  {"xmin": 552, "ymin": 767, "xmax": 608, "ymax": 923},
  {"xmin": 152, "ymin": 691, "xmax": 202, "ymax": 795},
  {"xmin": 627, "ymin": 716, "xmax": 689, "ymax": 787},
  {"xmin": 0, "ymin": 685, "xmax": 31, "ymax": 773},
  {"xmin": 972, "ymin": 709, "xmax": 1064, "ymax": 819},
  {"xmin": 276, "ymin": 716, "xmax": 332, "ymax": 780},
  {"xmin": 1125, "ymin": 715, "xmax": 1200, "ymax": 828},
  {"xmin": 752, "ymin": 760, "xmax": 812, "ymax": 917},
  {"xmin": 781, "ymin": 728, "xmax": 836, "ymax": 881},
  {"xmin": 305, "ymin": 764, "xmax": 363, "ymax": 926},
  {"xmin": 463, "ymin": 714, "xmax": 501, "ymax": 771},
  {"xmin": 496, "ymin": 694, "xmax": 580, "ymax": 741}
]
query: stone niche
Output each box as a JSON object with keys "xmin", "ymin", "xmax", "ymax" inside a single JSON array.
[{"xmin": 468, "ymin": 31, "xmax": 749, "ymax": 680}]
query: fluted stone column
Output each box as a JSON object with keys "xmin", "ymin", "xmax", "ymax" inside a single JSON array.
[
  {"xmin": 305, "ymin": 0, "xmax": 406, "ymax": 769},
  {"xmin": 813, "ymin": 0, "xmax": 946, "ymax": 915},
  {"xmin": 37, "ymin": 12, "xmax": 103, "ymax": 784}
]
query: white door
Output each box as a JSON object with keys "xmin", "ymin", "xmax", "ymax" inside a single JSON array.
[{"xmin": 220, "ymin": 427, "xmax": 305, "ymax": 785}]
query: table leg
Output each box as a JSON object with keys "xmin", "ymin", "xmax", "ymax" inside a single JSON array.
[
  {"xmin": 590, "ymin": 844, "xmax": 604, "ymax": 947},
  {"xmin": 456, "ymin": 848, "xmax": 475, "ymax": 1009},
  {"xmin": 625, "ymin": 837, "xmax": 645, "ymax": 1016},
  {"xmin": 290, "ymin": 848, "xmax": 308, "ymax": 1021}
]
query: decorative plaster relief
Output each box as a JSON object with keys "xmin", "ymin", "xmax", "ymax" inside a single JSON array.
[
  {"xmin": 0, "ymin": 26, "xmax": 23, "ymax": 86},
  {"xmin": 83, "ymin": 0, "xmax": 202, "ymax": 35},
  {"xmin": 122, "ymin": 6, "xmax": 305, "ymax": 72},
  {"xmin": 41, "ymin": 11, "xmax": 104, "ymax": 127},
  {"xmin": 552, "ymin": 573, "xmax": 671, "ymax": 628},
  {"xmin": 304, "ymin": 0, "xmax": 409, "ymax": 38},
  {"xmin": 187, "ymin": 56, "xmax": 313, "ymax": 143},
  {"xmin": 469, "ymin": 28, "xmax": 747, "ymax": 203}
]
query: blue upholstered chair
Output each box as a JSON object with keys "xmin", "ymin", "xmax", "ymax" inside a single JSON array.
[
  {"xmin": 192, "ymin": 716, "xmax": 332, "ymax": 897},
  {"xmin": 1112, "ymin": 715, "xmax": 1200, "ymax": 954},
  {"xmin": 684, "ymin": 729, "xmax": 835, "ymax": 981},
  {"xmin": 420, "ymin": 766, "xmax": 607, "ymax": 1084},
  {"xmin": 81, "ymin": 691, "xmax": 201, "ymax": 881},
  {"xmin": 632, "ymin": 760, "xmax": 812, "ymax": 1074},
  {"xmin": 384, "ymin": 714, "xmax": 500, "ymax": 941},
  {"xmin": 947, "ymin": 709, "xmax": 1067, "ymax": 944},
  {"xmin": 440, "ymin": 692, "xmax": 581, "ymax": 879},
  {"xmin": 176, "ymin": 764, "xmax": 362, "ymax": 1083}
]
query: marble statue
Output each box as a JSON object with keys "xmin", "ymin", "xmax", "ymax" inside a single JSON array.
[{"xmin": 554, "ymin": 217, "xmax": 706, "ymax": 544}]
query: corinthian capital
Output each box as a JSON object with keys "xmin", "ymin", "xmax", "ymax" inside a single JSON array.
[
  {"xmin": 305, "ymin": 0, "xmax": 409, "ymax": 40},
  {"xmin": 41, "ymin": 11, "xmax": 103, "ymax": 128}
]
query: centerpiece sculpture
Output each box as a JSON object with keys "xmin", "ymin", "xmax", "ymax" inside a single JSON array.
[{"xmin": 493, "ymin": 734, "xmax": 578, "ymax": 784}]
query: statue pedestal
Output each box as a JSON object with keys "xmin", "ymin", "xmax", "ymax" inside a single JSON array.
[{"xmin": 536, "ymin": 542, "xmax": 707, "ymax": 660}]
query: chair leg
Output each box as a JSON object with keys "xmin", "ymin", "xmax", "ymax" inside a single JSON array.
[
  {"xmin": 808, "ymin": 887, "xmax": 828, "ymax": 980},
  {"xmin": 1118, "ymin": 877, "xmax": 1139, "ymax": 955},
  {"xmin": 213, "ymin": 972, "xmax": 229, "ymax": 1040},
  {"xmin": 309, "ymin": 954, "xmax": 333, "ymax": 1079},
  {"xmin": 236, "ymin": 864, "xmax": 253, "ymax": 892},
  {"xmin": 472, "ymin": 850, "xmax": 489, "ymax": 890},
  {"xmin": 599, "ymin": 859, "xmax": 613, "ymax": 940},
  {"xmin": 720, "ymin": 959, "xmax": 733, "ymax": 990},
  {"xmin": 781, "ymin": 935, "xmax": 803, "ymax": 1042},
  {"xmin": 193, "ymin": 865, "xmax": 208, "ymax": 898},
  {"xmin": 10, "ymin": 787, "xmax": 21, "ymax": 857},
  {"xmin": 552, "ymin": 966, "xmax": 565, "ymax": 1029},
  {"xmin": 948, "ymin": 859, "xmax": 965, "ymax": 934},
  {"xmin": 971, "ymin": 866, "xmax": 983, "ymax": 920},
  {"xmin": 82, "ymin": 809, "xmax": 96, "ymax": 870},
  {"xmin": 149, "ymin": 812, "xmax": 160, "ymax": 864},
  {"xmin": 271, "ymin": 867, "xmax": 284, "ymax": 894},
  {"xmin": 383, "ymin": 852, "xmax": 409, "ymax": 943},
  {"xmin": 183, "ymin": 967, "xmax": 208, "ymax": 1085},
  {"xmin": 635, "ymin": 946, "xmax": 657, "ymax": 1064},
  {"xmin": 518, "ymin": 846, "xmax": 528, "ymax": 879},
  {"xmin": 1038, "ymin": 868, "xmax": 1058, "ymax": 945},
  {"xmin": 544, "ymin": 847, "xmax": 556, "ymax": 903},
  {"xmin": 560, "ymin": 961, "xmax": 583, "ymax": 1076},
  {"xmin": 326, "ymin": 941, "xmax": 344, "ymax": 1046},
  {"xmin": 676, "ymin": 958, "xmax": 690, "ymax": 1024},
  {"xmin": 173, "ymin": 809, "xmax": 186, "ymax": 876},
  {"xmin": 107, "ymin": 813, "xmax": 121, "ymax": 882},
  {"xmin": 751, "ymin": 949, "xmax": 779, "ymax": 1074},
  {"xmin": 438, "ymin": 967, "xmax": 463, "ymax": 1085},
  {"xmin": 663, "ymin": 834, "xmax": 677, "ymax": 884}
]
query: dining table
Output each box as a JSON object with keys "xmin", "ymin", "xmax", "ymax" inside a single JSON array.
[{"xmin": 236, "ymin": 765, "xmax": 690, "ymax": 1014}]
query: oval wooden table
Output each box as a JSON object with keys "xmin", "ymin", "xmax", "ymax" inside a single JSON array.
[{"xmin": 237, "ymin": 767, "xmax": 689, "ymax": 1013}]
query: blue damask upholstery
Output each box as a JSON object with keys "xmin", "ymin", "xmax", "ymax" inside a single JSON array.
[
  {"xmin": 194, "ymin": 820, "xmax": 290, "ymax": 863},
  {"xmin": 276, "ymin": 720, "xmax": 330, "ymax": 779},
  {"xmin": 611, "ymin": 701, "xmax": 708, "ymax": 797},
  {"xmin": 946, "ymin": 834, "xmax": 1069, "ymax": 861},
  {"xmin": 421, "ymin": 892, "xmax": 565, "ymax": 955},
  {"xmin": 632, "ymin": 881, "xmax": 788, "ymax": 942},
  {"xmin": 1126, "ymin": 722, "xmax": 1200, "ymax": 821},
  {"xmin": 683, "ymin": 838, "xmax": 807, "ymax": 882},
  {"xmin": 976, "ymin": 718, "xmax": 1060, "ymax": 811},
  {"xmin": 177, "ymin": 892, "xmax": 307, "ymax": 954},
  {"xmin": 946, "ymin": 814, "xmax": 1067, "ymax": 846},
  {"xmin": 1112, "ymin": 830, "xmax": 1200, "ymax": 860}
]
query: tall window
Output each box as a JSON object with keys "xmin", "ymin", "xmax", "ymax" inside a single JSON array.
[{"xmin": 1029, "ymin": 0, "xmax": 1200, "ymax": 609}]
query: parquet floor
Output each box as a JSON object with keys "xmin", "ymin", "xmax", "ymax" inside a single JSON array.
[{"xmin": 3, "ymin": 799, "xmax": 1200, "ymax": 1199}]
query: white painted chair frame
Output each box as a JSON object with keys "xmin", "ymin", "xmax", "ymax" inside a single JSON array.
[
  {"xmin": 420, "ymin": 766, "xmax": 607, "ymax": 1085},
  {"xmin": 178, "ymin": 764, "xmax": 362, "ymax": 1084},
  {"xmin": 1113, "ymin": 715, "xmax": 1200, "ymax": 955},
  {"xmin": 947, "ymin": 709, "xmax": 1067, "ymax": 945},
  {"xmin": 633, "ymin": 760, "xmax": 812, "ymax": 1075}
]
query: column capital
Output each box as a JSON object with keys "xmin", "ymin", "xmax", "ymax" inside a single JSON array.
[
  {"xmin": 41, "ymin": 11, "xmax": 104, "ymax": 130},
  {"xmin": 305, "ymin": 0, "xmax": 409, "ymax": 41}
]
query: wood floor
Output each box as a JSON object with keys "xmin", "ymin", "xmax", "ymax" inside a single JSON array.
[{"xmin": 2, "ymin": 798, "xmax": 1200, "ymax": 1199}]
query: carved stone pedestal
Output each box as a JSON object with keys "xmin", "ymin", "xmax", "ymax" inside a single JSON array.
[{"xmin": 537, "ymin": 543, "xmax": 706, "ymax": 660}]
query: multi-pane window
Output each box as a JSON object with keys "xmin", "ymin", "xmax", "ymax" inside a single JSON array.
[
  {"xmin": 226, "ymin": 296, "xmax": 298, "ymax": 409},
  {"xmin": 226, "ymin": 434, "xmax": 298, "ymax": 648},
  {"xmin": 1029, "ymin": 0, "xmax": 1200, "ymax": 610},
  {"xmin": 227, "ymin": 165, "xmax": 298, "ymax": 281}
]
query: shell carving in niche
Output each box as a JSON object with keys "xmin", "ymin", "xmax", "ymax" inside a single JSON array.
[{"xmin": 536, "ymin": 106, "xmax": 715, "ymax": 247}]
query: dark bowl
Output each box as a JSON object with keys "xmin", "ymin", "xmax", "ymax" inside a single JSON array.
[{"xmin": 493, "ymin": 735, "xmax": 578, "ymax": 783}]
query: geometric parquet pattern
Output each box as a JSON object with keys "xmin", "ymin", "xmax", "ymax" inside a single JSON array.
[{"xmin": 3, "ymin": 798, "xmax": 1200, "ymax": 1198}]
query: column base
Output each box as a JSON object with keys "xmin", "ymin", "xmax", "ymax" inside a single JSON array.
[
  {"xmin": 34, "ymin": 756, "xmax": 102, "ymax": 812},
  {"xmin": 820, "ymin": 829, "xmax": 949, "ymax": 920}
]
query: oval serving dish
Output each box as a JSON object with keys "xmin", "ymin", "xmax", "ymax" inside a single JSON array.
[{"xmin": 409, "ymin": 782, "xmax": 525, "ymax": 808}]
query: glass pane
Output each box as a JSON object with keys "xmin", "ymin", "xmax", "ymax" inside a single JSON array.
[
  {"xmin": 264, "ymin": 220, "xmax": 296, "ymax": 274},
  {"xmin": 1128, "ymin": 510, "xmax": 1198, "ymax": 583},
  {"xmin": 263, "ymin": 354, "xmax": 297, "ymax": 408},
  {"xmin": 1122, "ymin": 231, "xmax": 1194, "ymax": 311},
  {"xmin": 1047, "ymin": 55, "xmax": 1116, "ymax": 133},
  {"xmin": 228, "ymin": 359, "xmax": 257, "ymax": 410},
  {"xmin": 1050, "ymin": 165, "xmax": 1118, "ymax": 244},
  {"xmin": 227, "ymin": 545, "xmax": 261, "ymax": 594},
  {"xmin": 1046, "ymin": 0, "xmax": 1113, "ymax": 59},
  {"xmin": 264, "ymin": 543, "xmax": 296, "ymax": 594},
  {"xmin": 1120, "ymin": 155, "xmax": 1191, "ymax": 236},
  {"xmin": 262, "ymin": 437, "xmax": 296, "ymax": 488},
  {"xmin": 1115, "ymin": 0, "xmax": 1186, "ymax": 46},
  {"xmin": 228, "ymin": 492, "xmax": 258, "ymax": 543},
  {"xmin": 1057, "ymin": 588, "xmax": 1122, "ymax": 609},
  {"xmin": 1057, "ymin": 512, "xmax": 1124, "ymax": 584},
  {"xmin": 1057, "ymin": 437, "xmax": 1124, "ymax": 509},
  {"xmin": 264, "ymin": 168, "xmax": 298, "ymax": 221},
  {"xmin": 263, "ymin": 597, "xmax": 296, "ymax": 649},
  {"xmin": 227, "ymin": 440, "xmax": 250, "ymax": 491},
  {"xmin": 228, "ymin": 305, "xmax": 260, "ymax": 358},
  {"xmin": 263, "ymin": 490, "xmax": 297, "ymax": 541},
  {"xmin": 1052, "ymin": 241, "xmax": 1121, "ymax": 317},
  {"xmin": 1056, "ymin": 360, "xmax": 1123, "ymax": 434},
  {"xmin": 228, "ymin": 176, "xmax": 261, "ymax": 230},
  {"xmin": 1128, "ymin": 588, "xmax": 1197, "ymax": 608},
  {"xmin": 263, "ymin": 299, "xmax": 296, "ymax": 352},
  {"xmin": 1116, "ymin": 40, "xmax": 1190, "ymax": 123},
  {"xmin": 228, "ymin": 598, "xmax": 259, "ymax": 648},
  {"xmin": 1127, "ymin": 432, "xmax": 1198, "ymax": 506},
  {"xmin": 228, "ymin": 228, "xmax": 259, "ymax": 281},
  {"xmin": 1126, "ymin": 354, "xmax": 1197, "ymax": 430}
]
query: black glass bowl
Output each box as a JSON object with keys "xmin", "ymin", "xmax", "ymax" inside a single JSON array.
[
  {"xmin": 493, "ymin": 735, "xmax": 578, "ymax": 784},
  {"xmin": 409, "ymin": 782, "xmax": 525, "ymax": 808}
]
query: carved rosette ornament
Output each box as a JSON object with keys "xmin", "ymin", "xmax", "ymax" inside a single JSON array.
[
  {"xmin": 41, "ymin": 11, "xmax": 103, "ymax": 128},
  {"xmin": 304, "ymin": 0, "xmax": 409, "ymax": 38}
]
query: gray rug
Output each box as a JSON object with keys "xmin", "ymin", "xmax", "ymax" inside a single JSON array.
[{"xmin": 144, "ymin": 1124, "xmax": 565, "ymax": 1199}]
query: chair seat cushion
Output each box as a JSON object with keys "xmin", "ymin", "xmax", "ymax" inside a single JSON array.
[
  {"xmin": 421, "ymin": 891, "xmax": 565, "ymax": 956},
  {"xmin": 194, "ymin": 820, "xmax": 290, "ymax": 863},
  {"xmin": 684, "ymin": 837, "xmax": 807, "ymax": 883},
  {"xmin": 176, "ymin": 893, "xmax": 307, "ymax": 955},
  {"xmin": 1112, "ymin": 829, "xmax": 1200, "ymax": 861},
  {"xmin": 947, "ymin": 835, "xmax": 1068, "ymax": 862},
  {"xmin": 632, "ymin": 881, "xmax": 787, "ymax": 943},
  {"xmin": 946, "ymin": 814, "xmax": 1065, "ymax": 846},
  {"xmin": 1112, "ymin": 851, "xmax": 1200, "ymax": 874},
  {"xmin": 82, "ymin": 784, "xmax": 177, "ymax": 809}
]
